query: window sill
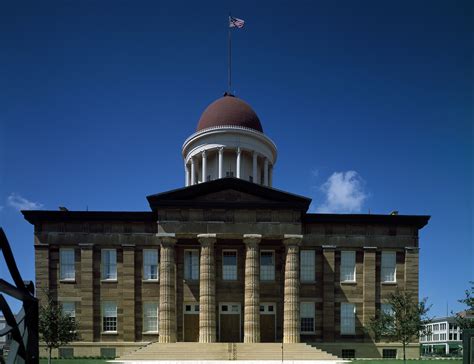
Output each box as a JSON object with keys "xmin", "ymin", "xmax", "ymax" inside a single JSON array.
[
  {"xmin": 301, "ymin": 280, "xmax": 317, "ymax": 284},
  {"xmin": 142, "ymin": 331, "xmax": 159, "ymax": 335},
  {"xmin": 260, "ymin": 280, "xmax": 276, "ymax": 283},
  {"xmin": 184, "ymin": 279, "xmax": 199, "ymax": 284},
  {"xmin": 340, "ymin": 281, "xmax": 357, "ymax": 285},
  {"xmin": 143, "ymin": 279, "xmax": 159, "ymax": 283},
  {"xmin": 101, "ymin": 279, "xmax": 118, "ymax": 283},
  {"xmin": 300, "ymin": 331, "xmax": 316, "ymax": 335},
  {"xmin": 59, "ymin": 279, "xmax": 76, "ymax": 284},
  {"xmin": 340, "ymin": 333, "xmax": 356, "ymax": 336},
  {"xmin": 381, "ymin": 281, "xmax": 397, "ymax": 285},
  {"xmin": 101, "ymin": 331, "xmax": 118, "ymax": 335}
]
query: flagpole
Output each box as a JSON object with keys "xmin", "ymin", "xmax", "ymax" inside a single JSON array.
[{"xmin": 228, "ymin": 13, "xmax": 232, "ymax": 94}]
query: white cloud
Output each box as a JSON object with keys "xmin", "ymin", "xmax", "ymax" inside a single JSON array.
[
  {"xmin": 7, "ymin": 193, "xmax": 43, "ymax": 211},
  {"xmin": 315, "ymin": 171, "xmax": 367, "ymax": 213}
]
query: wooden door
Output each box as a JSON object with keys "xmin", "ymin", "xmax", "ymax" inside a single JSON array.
[
  {"xmin": 219, "ymin": 303, "xmax": 241, "ymax": 342},
  {"xmin": 183, "ymin": 303, "xmax": 199, "ymax": 342},
  {"xmin": 260, "ymin": 303, "xmax": 276, "ymax": 342}
]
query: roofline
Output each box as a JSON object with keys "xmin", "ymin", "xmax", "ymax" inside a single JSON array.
[
  {"xmin": 22, "ymin": 210, "xmax": 155, "ymax": 225},
  {"xmin": 304, "ymin": 213, "xmax": 430, "ymax": 229}
]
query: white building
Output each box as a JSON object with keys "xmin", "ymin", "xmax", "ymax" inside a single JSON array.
[{"xmin": 420, "ymin": 316, "xmax": 463, "ymax": 355}]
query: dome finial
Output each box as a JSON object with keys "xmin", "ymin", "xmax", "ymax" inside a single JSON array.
[{"xmin": 223, "ymin": 91, "xmax": 235, "ymax": 97}]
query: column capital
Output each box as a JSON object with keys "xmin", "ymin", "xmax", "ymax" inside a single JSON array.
[
  {"xmin": 322, "ymin": 245, "xmax": 337, "ymax": 250},
  {"xmin": 236, "ymin": 147, "xmax": 241, "ymax": 155},
  {"xmin": 283, "ymin": 234, "xmax": 303, "ymax": 246},
  {"xmin": 122, "ymin": 243, "xmax": 136, "ymax": 250},
  {"xmin": 218, "ymin": 147, "xmax": 224, "ymax": 154},
  {"xmin": 157, "ymin": 233, "xmax": 177, "ymax": 246},
  {"xmin": 405, "ymin": 246, "xmax": 420, "ymax": 253},
  {"xmin": 79, "ymin": 243, "xmax": 94, "ymax": 249},
  {"xmin": 198, "ymin": 233, "xmax": 217, "ymax": 245},
  {"xmin": 202, "ymin": 150, "xmax": 207, "ymax": 157},
  {"xmin": 243, "ymin": 234, "xmax": 261, "ymax": 246},
  {"xmin": 363, "ymin": 246, "xmax": 377, "ymax": 250}
]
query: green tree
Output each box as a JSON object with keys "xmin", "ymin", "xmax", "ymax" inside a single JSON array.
[
  {"xmin": 368, "ymin": 290, "xmax": 431, "ymax": 364},
  {"xmin": 454, "ymin": 281, "xmax": 474, "ymax": 330},
  {"xmin": 38, "ymin": 293, "xmax": 80, "ymax": 364}
]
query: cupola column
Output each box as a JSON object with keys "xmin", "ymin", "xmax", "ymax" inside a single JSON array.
[
  {"xmin": 202, "ymin": 150, "xmax": 207, "ymax": 183},
  {"xmin": 218, "ymin": 147, "xmax": 224, "ymax": 179},
  {"xmin": 190, "ymin": 157, "xmax": 196, "ymax": 185},
  {"xmin": 185, "ymin": 164, "xmax": 190, "ymax": 187},
  {"xmin": 236, "ymin": 148, "xmax": 241, "ymax": 179},
  {"xmin": 264, "ymin": 158, "xmax": 269, "ymax": 186},
  {"xmin": 252, "ymin": 152, "xmax": 258, "ymax": 183},
  {"xmin": 283, "ymin": 234, "xmax": 302, "ymax": 343}
]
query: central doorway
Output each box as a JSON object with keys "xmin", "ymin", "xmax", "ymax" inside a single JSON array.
[
  {"xmin": 219, "ymin": 302, "xmax": 241, "ymax": 342},
  {"xmin": 183, "ymin": 303, "xmax": 199, "ymax": 342},
  {"xmin": 260, "ymin": 303, "xmax": 276, "ymax": 342}
]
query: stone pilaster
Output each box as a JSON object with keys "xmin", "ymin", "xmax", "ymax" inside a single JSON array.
[
  {"xmin": 80, "ymin": 244, "xmax": 94, "ymax": 342},
  {"xmin": 158, "ymin": 234, "xmax": 177, "ymax": 343},
  {"xmin": 404, "ymin": 247, "xmax": 419, "ymax": 299},
  {"xmin": 198, "ymin": 233, "xmax": 217, "ymax": 343},
  {"xmin": 322, "ymin": 245, "xmax": 336, "ymax": 342},
  {"xmin": 122, "ymin": 244, "xmax": 136, "ymax": 341},
  {"xmin": 243, "ymin": 234, "xmax": 261, "ymax": 343},
  {"xmin": 283, "ymin": 234, "xmax": 302, "ymax": 343},
  {"xmin": 363, "ymin": 247, "xmax": 376, "ymax": 339},
  {"xmin": 35, "ymin": 245, "xmax": 50, "ymax": 304}
]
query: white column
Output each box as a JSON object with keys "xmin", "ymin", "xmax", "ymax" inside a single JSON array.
[
  {"xmin": 190, "ymin": 157, "xmax": 196, "ymax": 185},
  {"xmin": 218, "ymin": 147, "xmax": 224, "ymax": 179},
  {"xmin": 252, "ymin": 152, "xmax": 258, "ymax": 183},
  {"xmin": 202, "ymin": 150, "xmax": 207, "ymax": 183},
  {"xmin": 269, "ymin": 165, "xmax": 273, "ymax": 187},
  {"xmin": 185, "ymin": 164, "xmax": 190, "ymax": 187},
  {"xmin": 264, "ymin": 158, "xmax": 269, "ymax": 186},
  {"xmin": 236, "ymin": 147, "xmax": 241, "ymax": 179}
]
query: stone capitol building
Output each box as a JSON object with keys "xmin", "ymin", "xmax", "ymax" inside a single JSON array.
[{"xmin": 23, "ymin": 93, "xmax": 430, "ymax": 360}]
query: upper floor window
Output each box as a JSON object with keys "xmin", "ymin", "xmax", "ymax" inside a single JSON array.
[
  {"xmin": 143, "ymin": 302, "xmax": 159, "ymax": 333},
  {"xmin": 381, "ymin": 251, "xmax": 396, "ymax": 283},
  {"xmin": 300, "ymin": 250, "xmax": 315, "ymax": 282},
  {"xmin": 381, "ymin": 303, "xmax": 394, "ymax": 317},
  {"xmin": 61, "ymin": 301, "xmax": 76, "ymax": 323},
  {"xmin": 222, "ymin": 250, "xmax": 237, "ymax": 280},
  {"xmin": 102, "ymin": 301, "xmax": 117, "ymax": 333},
  {"xmin": 341, "ymin": 251, "xmax": 356, "ymax": 282},
  {"xmin": 260, "ymin": 251, "xmax": 275, "ymax": 281},
  {"xmin": 101, "ymin": 249, "xmax": 117, "ymax": 280},
  {"xmin": 60, "ymin": 248, "xmax": 75, "ymax": 280},
  {"xmin": 143, "ymin": 249, "xmax": 159, "ymax": 280},
  {"xmin": 184, "ymin": 250, "xmax": 199, "ymax": 280},
  {"xmin": 300, "ymin": 302, "xmax": 315, "ymax": 333},
  {"xmin": 341, "ymin": 302, "xmax": 356, "ymax": 335}
]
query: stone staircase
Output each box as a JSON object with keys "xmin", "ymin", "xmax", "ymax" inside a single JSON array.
[{"xmin": 118, "ymin": 342, "xmax": 340, "ymax": 361}]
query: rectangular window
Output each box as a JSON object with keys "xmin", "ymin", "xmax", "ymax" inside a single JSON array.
[
  {"xmin": 102, "ymin": 301, "xmax": 117, "ymax": 332},
  {"xmin": 61, "ymin": 301, "xmax": 76, "ymax": 323},
  {"xmin": 222, "ymin": 250, "xmax": 237, "ymax": 280},
  {"xmin": 433, "ymin": 324, "xmax": 439, "ymax": 331},
  {"xmin": 143, "ymin": 302, "xmax": 158, "ymax": 333},
  {"xmin": 300, "ymin": 302, "xmax": 315, "ymax": 333},
  {"xmin": 340, "ymin": 251, "xmax": 356, "ymax": 282},
  {"xmin": 184, "ymin": 250, "xmax": 199, "ymax": 280},
  {"xmin": 101, "ymin": 249, "xmax": 117, "ymax": 280},
  {"xmin": 440, "ymin": 323, "xmax": 446, "ymax": 330},
  {"xmin": 383, "ymin": 349, "xmax": 397, "ymax": 359},
  {"xmin": 60, "ymin": 249, "xmax": 75, "ymax": 280},
  {"xmin": 341, "ymin": 349, "xmax": 355, "ymax": 359},
  {"xmin": 440, "ymin": 333, "xmax": 446, "ymax": 340},
  {"xmin": 341, "ymin": 302, "xmax": 356, "ymax": 335},
  {"xmin": 260, "ymin": 251, "xmax": 275, "ymax": 281},
  {"xmin": 381, "ymin": 251, "xmax": 396, "ymax": 282},
  {"xmin": 143, "ymin": 249, "xmax": 159, "ymax": 280},
  {"xmin": 381, "ymin": 303, "xmax": 394, "ymax": 316},
  {"xmin": 300, "ymin": 250, "xmax": 315, "ymax": 282}
]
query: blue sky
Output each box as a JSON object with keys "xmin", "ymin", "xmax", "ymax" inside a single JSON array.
[{"xmin": 0, "ymin": 1, "xmax": 472, "ymax": 316}]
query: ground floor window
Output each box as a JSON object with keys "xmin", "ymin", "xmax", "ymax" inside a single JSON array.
[
  {"xmin": 102, "ymin": 301, "xmax": 117, "ymax": 333},
  {"xmin": 340, "ymin": 302, "xmax": 356, "ymax": 335},
  {"xmin": 383, "ymin": 349, "xmax": 397, "ymax": 359},
  {"xmin": 143, "ymin": 302, "xmax": 159, "ymax": 333},
  {"xmin": 300, "ymin": 302, "xmax": 315, "ymax": 333},
  {"xmin": 341, "ymin": 349, "xmax": 355, "ymax": 359}
]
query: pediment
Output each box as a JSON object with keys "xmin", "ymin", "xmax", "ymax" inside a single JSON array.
[{"xmin": 147, "ymin": 177, "xmax": 311, "ymax": 211}]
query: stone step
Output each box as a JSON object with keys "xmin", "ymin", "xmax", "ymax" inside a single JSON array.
[{"xmin": 118, "ymin": 342, "xmax": 340, "ymax": 361}]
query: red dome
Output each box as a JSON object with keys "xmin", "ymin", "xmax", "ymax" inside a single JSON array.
[{"xmin": 197, "ymin": 94, "xmax": 263, "ymax": 132}]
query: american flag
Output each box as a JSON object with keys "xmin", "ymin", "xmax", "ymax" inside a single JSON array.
[{"xmin": 229, "ymin": 16, "xmax": 245, "ymax": 29}]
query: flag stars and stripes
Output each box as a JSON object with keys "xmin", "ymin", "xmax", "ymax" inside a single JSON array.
[{"xmin": 229, "ymin": 16, "xmax": 245, "ymax": 29}]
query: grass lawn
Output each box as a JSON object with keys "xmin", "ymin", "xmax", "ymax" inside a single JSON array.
[
  {"xmin": 40, "ymin": 360, "xmax": 109, "ymax": 364},
  {"xmin": 352, "ymin": 360, "xmax": 462, "ymax": 364}
]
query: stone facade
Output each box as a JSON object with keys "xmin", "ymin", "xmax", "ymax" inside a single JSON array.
[{"xmin": 24, "ymin": 178, "xmax": 429, "ymax": 359}]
